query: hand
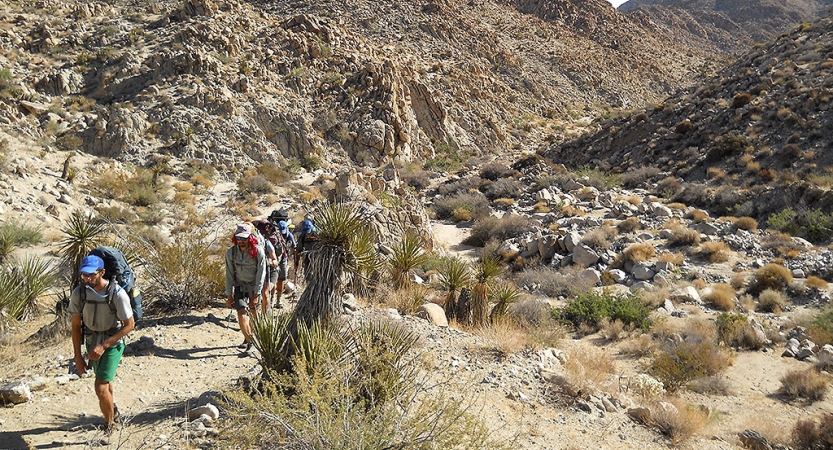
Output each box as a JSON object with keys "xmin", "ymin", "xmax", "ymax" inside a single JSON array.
[
  {"xmin": 88, "ymin": 344, "xmax": 105, "ymax": 361},
  {"xmin": 75, "ymin": 356, "xmax": 87, "ymax": 374}
]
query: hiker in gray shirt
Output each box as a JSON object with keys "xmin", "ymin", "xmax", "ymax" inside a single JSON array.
[
  {"xmin": 69, "ymin": 255, "xmax": 134, "ymax": 436},
  {"xmin": 225, "ymin": 222, "xmax": 266, "ymax": 353}
]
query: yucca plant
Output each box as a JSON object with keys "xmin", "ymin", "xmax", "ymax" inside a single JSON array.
[
  {"xmin": 389, "ymin": 232, "xmax": 430, "ymax": 290},
  {"xmin": 291, "ymin": 319, "xmax": 346, "ymax": 377},
  {"xmin": 436, "ymin": 256, "xmax": 472, "ymax": 323},
  {"xmin": 0, "ymin": 257, "xmax": 55, "ymax": 330},
  {"xmin": 348, "ymin": 320, "xmax": 419, "ymax": 407},
  {"xmin": 58, "ymin": 211, "xmax": 106, "ymax": 290},
  {"xmin": 0, "ymin": 220, "xmax": 42, "ymax": 263},
  {"xmin": 250, "ymin": 312, "xmax": 295, "ymax": 376},
  {"xmin": 469, "ymin": 255, "xmax": 502, "ymax": 327},
  {"xmin": 489, "ymin": 281, "xmax": 520, "ymax": 323},
  {"xmin": 294, "ymin": 202, "xmax": 378, "ymax": 326}
]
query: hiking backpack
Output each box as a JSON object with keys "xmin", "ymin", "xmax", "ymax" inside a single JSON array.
[
  {"xmin": 87, "ymin": 246, "xmax": 143, "ymax": 320},
  {"xmin": 253, "ymin": 219, "xmax": 287, "ymax": 260}
]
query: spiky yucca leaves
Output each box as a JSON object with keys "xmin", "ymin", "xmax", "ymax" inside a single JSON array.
[
  {"xmin": 470, "ymin": 255, "xmax": 502, "ymax": 327},
  {"xmin": 0, "ymin": 257, "xmax": 55, "ymax": 330},
  {"xmin": 0, "ymin": 220, "xmax": 43, "ymax": 263},
  {"xmin": 436, "ymin": 256, "xmax": 472, "ymax": 322},
  {"xmin": 134, "ymin": 230, "xmax": 224, "ymax": 313},
  {"xmin": 250, "ymin": 311, "xmax": 294, "ymax": 375},
  {"xmin": 348, "ymin": 320, "xmax": 419, "ymax": 407},
  {"xmin": 489, "ymin": 281, "xmax": 520, "ymax": 323},
  {"xmin": 295, "ymin": 202, "xmax": 378, "ymax": 325},
  {"xmin": 58, "ymin": 211, "xmax": 106, "ymax": 290},
  {"xmin": 292, "ymin": 319, "xmax": 347, "ymax": 377},
  {"xmin": 389, "ymin": 232, "xmax": 430, "ymax": 290},
  {"xmin": 251, "ymin": 312, "xmax": 346, "ymax": 379}
]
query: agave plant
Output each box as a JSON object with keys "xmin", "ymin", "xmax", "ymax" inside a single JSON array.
[
  {"xmin": 470, "ymin": 255, "xmax": 502, "ymax": 326},
  {"xmin": 0, "ymin": 256, "xmax": 55, "ymax": 330},
  {"xmin": 389, "ymin": 232, "xmax": 430, "ymax": 290},
  {"xmin": 294, "ymin": 202, "xmax": 379, "ymax": 325},
  {"xmin": 489, "ymin": 281, "xmax": 520, "ymax": 323},
  {"xmin": 436, "ymin": 256, "xmax": 472, "ymax": 323},
  {"xmin": 58, "ymin": 211, "xmax": 106, "ymax": 290}
]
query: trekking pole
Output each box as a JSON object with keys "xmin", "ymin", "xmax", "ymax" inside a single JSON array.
[{"xmin": 292, "ymin": 251, "xmax": 300, "ymax": 300}]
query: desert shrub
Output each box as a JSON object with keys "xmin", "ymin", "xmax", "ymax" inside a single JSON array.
[
  {"xmin": 686, "ymin": 209, "xmax": 710, "ymax": 223},
  {"xmin": 133, "ymin": 230, "xmax": 225, "ymax": 312},
  {"xmin": 703, "ymin": 283, "xmax": 736, "ymax": 311},
  {"xmin": 513, "ymin": 266, "xmax": 594, "ymax": 299},
  {"xmin": 476, "ymin": 316, "xmax": 530, "ymax": 355},
  {"xmin": 436, "ymin": 177, "xmax": 480, "ymax": 196},
  {"xmin": 667, "ymin": 227, "xmax": 701, "ymax": 247},
  {"xmin": 707, "ymin": 134, "xmax": 749, "ymax": 161},
  {"xmin": 620, "ymin": 166, "xmax": 661, "ymax": 188},
  {"xmin": 432, "ymin": 191, "xmax": 489, "ymax": 222},
  {"xmin": 651, "ymin": 399, "xmax": 710, "ymax": 445},
  {"xmin": 716, "ymin": 313, "xmax": 766, "ymax": 349},
  {"xmin": 0, "ymin": 257, "xmax": 55, "ymax": 329},
  {"xmin": 758, "ymin": 288, "xmax": 787, "ymax": 313},
  {"xmin": 580, "ymin": 226, "xmax": 616, "ymax": 250},
  {"xmin": 237, "ymin": 172, "xmax": 273, "ymax": 195},
  {"xmin": 657, "ymin": 251, "xmax": 684, "ymax": 265},
  {"xmin": 225, "ymin": 316, "xmax": 504, "ymax": 449},
  {"xmin": 462, "ymin": 214, "xmax": 535, "ymax": 247},
  {"xmin": 808, "ymin": 307, "xmax": 833, "ymax": 346},
  {"xmin": 391, "ymin": 285, "xmax": 430, "ymax": 315},
  {"xmin": 675, "ymin": 119, "xmax": 693, "ymax": 134},
  {"xmin": 558, "ymin": 291, "xmax": 652, "ymax": 332},
  {"xmin": 733, "ymin": 216, "xmax": 759, "ymax": 232},
  {"xmin": 767, "ymin": 207, "xmax": 800, "ymax": 234},
  {"xmin": 400, "ymin": 168, "xmax": 431, "ymax": 191},
  {"xmin": 750, "ymin": 263, "xmax": 793, "ymax": 294},
  {"xmin": 256, "ymin": 161, "xmax": 293, "ymax": 184},
  {"xmin": 480, "ymin": 178, "xmax": 523, "ymax": 200},
  {"xmin": 0, "ymin": 221, "xmax": 43, "ymax": 262},
  {"xmin": 806, "ymin": 276, "xmax": 829, "ymax": 290},
  {"xmin": 620, "ymin": 334, "xmax": 656, "ymax": 358},
  {"xmin": 688, "ymin": 376, "xmax": 733, "ymax": 396},
  {"xmin": 731, "ymin": 93, "xmax": 753, "ymax": 108},
  {"xmin": 792, "ymin": 413, "xmax": 833, "ymax": 449},
  {"xmin": 803, "ymin": 208, "xmax": 833, "ymax": 243},
  {"xmin": 623, "ymin": 243, "xmax": 656, "ymax": 264},
  {"xmin": 479, "ymin": 162, "xmax": 518, "ymax": 181},
  {"xmin": 779, "ymin": 368, "xmax": 830, "ymax": 402},
  {"xmin": 649, "ymin": 338, "xmax": 732, "ymax": 392},
  {"xmin": 505, "ymin": 298, "xmax": 566, "ymax": 349},
  {"xmin": 617, "ymin": 217, "xmax": 641, "ymax": 233},
  {"xmin": 629, "ymin": 373, "xmax": 666, "ymax": 398},
  {"xmin": 731, "ymin": 273, "xmax": 747, "ymax": 290},
  {"xmin": 563, "ymin": 345, "xmax": 616, "ymax": 394},
  {"xmin": 598, "ymin": 318, "xmax": 627, "ymax": 341},
  {"xmin": 696, "ymin": 241, "xmax": 731, "ymax": 262}
]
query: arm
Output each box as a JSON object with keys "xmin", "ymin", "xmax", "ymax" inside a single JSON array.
[
  {"xmin": 71, "ymin": 314, "xmax": 87, "ymax": 374},
  {"xmin": 253, "ymin": 247, "xmax": 266, "ymax": 294},
  {"xmin": 225, "ymin": 247, "xmax": 235, "ymax": 305}
]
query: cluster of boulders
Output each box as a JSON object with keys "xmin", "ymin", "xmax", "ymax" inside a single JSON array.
[{"xmin": 782, "ymin": 326, "xmax": 833, "ymax": 365}]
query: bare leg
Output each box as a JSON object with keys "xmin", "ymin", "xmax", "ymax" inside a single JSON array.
[
  {"xmin": 261, "ymin": 283, "xmax": 270, "ymax": 314},
  {"xmin": 95, "ymin": 380, "xmax": 115, "ymax": 425},
  {"xmin": 237, "ymin": 310, "xmax": 251, "ymax": 343},
  {"xmin": 275, "ymin": 280, "xmax": 284, "ymax": 307}
]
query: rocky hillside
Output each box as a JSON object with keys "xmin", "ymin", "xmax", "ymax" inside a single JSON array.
[
  {"xmin": 0, "ymin": 0, "xmax": 721, "ymax": 174},
  {"xmin": 544, "ymin": 13, "xmax": 833, "ymax": 224},
  {"xmin": 619, "ymin": 0, "xmax": 833, "ymax": 54}
]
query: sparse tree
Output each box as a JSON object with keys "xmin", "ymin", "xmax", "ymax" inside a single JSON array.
[
  {"xmin": 470, "ymin": 255, "xmax": 502, "ymax": 326},
  {"xmin": 389, "ymin": 231, "xmax": 430, "ymax": 290},
  {"xmin": 58, "ymin": 211, "xmax": 106, "ymax": 291}
]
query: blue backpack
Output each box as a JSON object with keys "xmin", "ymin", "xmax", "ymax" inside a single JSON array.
[{"xmin": 89, "ymin": 246, "xmax": 143, "ymax": 320}]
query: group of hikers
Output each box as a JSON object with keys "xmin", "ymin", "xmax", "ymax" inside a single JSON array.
[{"xmin": 67, "ymin": 209, "xmax": 316, "ymax": 436}]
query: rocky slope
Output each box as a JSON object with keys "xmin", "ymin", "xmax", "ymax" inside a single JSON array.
[
  {"xmin": 619, "ymin": 0, "xmax": 833, "ymax": 54},
  {"xmin": 0, "ymin": 0, "xmax": 721, "ymax": 174},
  {"xmin": 545, "ymin": 13, "xmax": 833, "ymax": 222}
]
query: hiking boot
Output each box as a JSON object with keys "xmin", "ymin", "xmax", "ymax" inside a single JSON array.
[
  {"xmin": 113, "ymin": 405, "xmax": 121, "ymax": 424},
  {"xmin": 235, "ymin": 340, "xmax": 248, "ymax": 350},
  {"xmin": 245, "ymin": 342, "xmax": 253, "ymax": 353},
  {"xmin": 104, "ymin": 422, "xmax": 120, "ymax": 437}
]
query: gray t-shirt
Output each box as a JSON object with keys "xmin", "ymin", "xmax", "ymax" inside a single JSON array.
[{"xmin": 68, "ymin": 281, "xmax": 132, "ymax": 346}]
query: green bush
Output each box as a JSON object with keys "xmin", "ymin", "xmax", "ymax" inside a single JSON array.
[
  {"xmin": 716, "ymin": 313, "xmax": 766, "ymax": 349},
  {"xmin": 558, "ymin": 291, "xmax": 652, "ymax": 332},
  {"xmin": 768, "ymin": 207, "xmax": 800, "ymax": 234},
  {"xmin": 804, "ymin": 208, "xmax": 833, "ymax": 244},
  {"xmin": 809, "ymin": 307, "xmax": 833, "ymax": 346},
  {"xmin": 707, "ymin": 134, "xmax": 749, "ymax": 161}
]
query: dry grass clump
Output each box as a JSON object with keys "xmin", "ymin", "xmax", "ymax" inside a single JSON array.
[
  {"xmin": 702, "ymin": 283, "xmax": 736, "ymax": 311},
  {"xmin": 696, "ymin": 241, "xmax": 732, "ymax": 262},
  {"xmin": 805, "ymin": 276, "xmax": 829, "ymax": 290},
  {"xmin": 532, "ymin": 201, "xmax": 550, "ymax": 213},
  {"xmin": 475, "ymin": 317, "xmax": 531, "ymax": 356},
  {"xmin": 619, "ymin": 333, "xmax": 656, "ymax": 358},
  {"xmin": 740, "ymin": 418, "xmax": 792, "ymax": 449},
  {"xmin": 649, "ymin": 338, "xmax": 732, "ymax": 392},
  {"xmin": 716, "ymin": 313, "xmax": 766, "ymax": 349},
  {"xmin": 688, "ymin": 376, "xmax": 734, "ymax": 396},
  {"xmin": 506, "ymin": 298, "xmax": 567, "ymax": 349},
  {"xmin": 598, "ymin": 318, "xmax": 628, "ymax": 341},
  {"xmin": 667, "ymin": 227, "xmax": 701, "ymax": 247},
  {"xmin": 623, "ymin": 243, "xmax": 656, "ymax": 263},
  {"xmin": 792, "ymin": 413, "xmax": 833, "ymax": 449},
  {"xmin": 758, "ymin": 289, "xmax": 787, "ymax": 313},
  {"xmin": 732, "ymin": 216, "xmax": 759, "ymax": 232},
  {"xmin": 657, "ymin": 251, "xmax": 684, "ymax": 265},
  {"xmin": 686, "ymin": 209, "xmax": 710, "ymax": 223},
  {"xmin": 463, "ymin": 214, "xmax": 536, "ymax": 247},
  {"xmin": 614, "ymin": 194, "xmax": 642, "ymax": 205},
  {"xmin": 751, "ymin": 263, "xmax": 794, "ymax": 294},
  {"xmin": 512, "ymin": 265, "xmax": 595, "ymax": 298},
  {"xmin": 779, "ymin": 368, "xmax": 830, "ymax": 402},
  {"xmin": 581, "ymin": 226, "xmax": 616, "ymax": 250},
  {"xmin": 617, "ymin": 217, "xmax": 641, "ymax": 233},
  {"xmin": 731, "ymin": 272, "xmax": 747, "ymax": 290},
  {"xmin": 650, "ymin": 399, "xmax": 710, "ymax": 445},
  {"xmin": 564, "ymin": 345, "xmax": 617, "ymax": 394}
]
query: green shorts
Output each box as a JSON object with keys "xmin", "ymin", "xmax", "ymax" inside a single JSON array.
[{"xmin": 86, "ymin": 342, "xmax": 125, "ymax": 382}]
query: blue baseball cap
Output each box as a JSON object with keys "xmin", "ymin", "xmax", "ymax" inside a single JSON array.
[
  {"xmin": 278, "ymin": 221, "xmax": 288, "ymax": 233},
  {"xmin": 79, "ymin": 255, "xmax": 104, "ymax": 274}
]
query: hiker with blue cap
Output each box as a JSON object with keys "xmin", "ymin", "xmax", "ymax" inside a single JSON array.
[{"xmin": 68, "ymin": 254, "xmax": 135, "ymax": 437}]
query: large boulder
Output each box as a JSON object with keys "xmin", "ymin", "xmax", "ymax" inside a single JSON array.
[{"xmin": 415, "ymin": 303, "xmax": 448, "ymax": 327}]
